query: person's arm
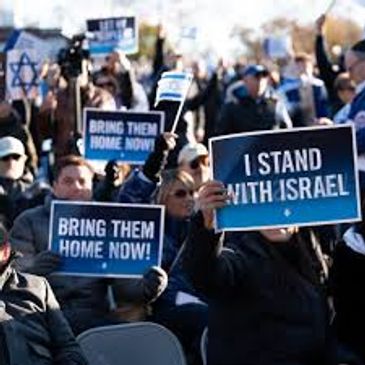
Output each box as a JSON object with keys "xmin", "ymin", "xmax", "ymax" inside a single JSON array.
[
  {"xmin": 314, "ymin": 14, "xmax": 337, "ymax": 91},
  {"xmin": 44, "ymin": 278, "xmax": 88, "ymax": 365},
  {"xmin": 183, "ymin": 181, "xmax": 249, "ymax": 299},
  {"xmin": 117, "ymin": 133, "xmax": 176, "ymax": 203},
  {"xmin": 153, "ymin": 25, "xmax": 165, "ymax": 76},
  {"xmin": 10, "ymin": 211, "xmax": 61, "ymax": 276},
  {"xmin": 9, "ymin": 211, "xmax": 38, "ymax": 271}
]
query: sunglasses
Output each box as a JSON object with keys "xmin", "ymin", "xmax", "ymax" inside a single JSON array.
[
  {"xmin": 0, "ymin": 154, "xmax": 22, "ymax": 161},
  {"xmin": 171, "ymin": 189, "xmax": 194, "ymax": 198},
  {"xmin": 189, "ymin": 156, "xmax": 209, "ymax": 170}
]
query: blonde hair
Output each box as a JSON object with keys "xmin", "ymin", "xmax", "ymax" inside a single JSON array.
[{"xmin": 156, "ymin": 169, "xmax": 195, "ymax": 205}]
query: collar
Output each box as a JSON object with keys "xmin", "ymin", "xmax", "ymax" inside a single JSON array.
[
  {"xmin": 355, "ymin": 80, "xmax": 365, "ymax": 95},
  {"xmin": 0, "ymin": 251, "xmax": 17, "ymax": 290}
]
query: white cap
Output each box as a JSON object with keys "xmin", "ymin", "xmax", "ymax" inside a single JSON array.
[
  {"xmin": 0, "ymin": 137, "xmax": 25, "ymax": 159},
  {"xmin": 178, "ymin": 143, "xmax": 208, "ymax": 164}
]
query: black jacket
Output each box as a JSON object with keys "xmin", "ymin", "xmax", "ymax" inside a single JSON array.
[
  {"xmin": 183, "ymin": 213, "xmax": 334, "ymax": 365},
  {"xmin": 0, "ymin": 254, "xmax": 87, "ymax": 365},
  {"xmin": 331, "ymin": 234, "xmax": 365, "ymax": 363},
  {"xmin": 216, "ymin": 88, "xmax": 287, "ymax": 136},
  {"xmin": 314, "ymin": 35, "xmax": 344, "ymax": 115}
]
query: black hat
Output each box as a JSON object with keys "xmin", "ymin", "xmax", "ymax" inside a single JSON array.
[{"xmin": 351, "ymin": 40, "xmax": 365, "ymax": 53}]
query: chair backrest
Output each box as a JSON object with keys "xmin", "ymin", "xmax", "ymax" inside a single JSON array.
[
  {"xmin": 77, "ymin": 322, "xmax": 187, "ymax": 365},
  {"xmin": 200, "ymin": 327, "xmax": 208, "ymax": 365}
]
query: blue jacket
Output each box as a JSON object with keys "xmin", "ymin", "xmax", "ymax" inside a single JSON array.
[
  {"xmin": 348, "ymin": 86, "xmax": 365, "ymax": 155},
  {"xmin": 279, "ymin": 76, "xmax": 329, "ymax": 126}
]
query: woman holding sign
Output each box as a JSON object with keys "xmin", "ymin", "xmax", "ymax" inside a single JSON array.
[
  {"xmin": 183, "ymin": 180, "xmax": 334, "ymax": 365},
  {"xmin": 153, "ymin": 169, "xmax": 208, "ymax": 365}
]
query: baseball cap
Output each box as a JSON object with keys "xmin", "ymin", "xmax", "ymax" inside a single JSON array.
[
  {"xmin": 242, "ymin": 64, "xmax": 269, "ymax": 78},
  {"xmin": 0, "ymin": 137, "xmax": 25, "ymax": 159},
  {"xmin": 178, "ymin": 143, "xmax": 208, "ymax": 164}
]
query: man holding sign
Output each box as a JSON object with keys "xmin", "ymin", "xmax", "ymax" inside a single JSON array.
[
  {"xmin": 183, "ymin": 126, "xmax": 361, "ymax": 365},
  {"xmin": 10, "ymin": 155, "xmax": 167, "ymax": 334}
]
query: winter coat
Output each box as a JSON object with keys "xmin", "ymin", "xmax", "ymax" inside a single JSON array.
[
  {"xmin": 331, "ymin": 226, "xmax": 365, "ymax": 363},
  {"xmin": 0, "ymin": 254, "xmax": 87, "ymax": 365},
  {"xmin": 183, "ymin": 213, "xmax": 334, "ymax": 365}
]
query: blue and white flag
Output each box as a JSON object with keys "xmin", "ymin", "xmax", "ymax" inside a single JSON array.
[
  {"xmin": 154, "ymin": 71, "xmax": 193, "ymax": 107},
  {"xmin": 6, "ymin": 49, "xmax": 40, "ymax": 100}
]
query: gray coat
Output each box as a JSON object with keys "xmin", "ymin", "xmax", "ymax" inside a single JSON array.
[
  {"xmin": 9, "ymin": 196, "xmax": 110, "ymax": 316},
  {"xmin": 9, "ymin": 195, "xmax": 162, "ymax": 334},
  {"xmin": 0, "ymin": 255, "xmax": 87, "ymax": 365}
]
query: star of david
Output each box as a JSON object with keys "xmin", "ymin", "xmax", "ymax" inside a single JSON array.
[{"xmin": 9, "ymin": 52, "xmax": 38, "ymax": 94}]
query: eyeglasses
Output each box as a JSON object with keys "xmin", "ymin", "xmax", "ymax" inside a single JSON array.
[
  {"xmin": 0, "ymin": 154, "xmax": 22, "ymax": 162},
  {"xmin": 170, "ymin": 189, "xmax": 194, "ymax": 198},
  {"xmin": 189, "ymin": 156, "xmax": 209, "ymax": 170}
]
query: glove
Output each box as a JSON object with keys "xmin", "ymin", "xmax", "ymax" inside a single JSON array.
[
  {"xmin": 142, "ymin": 266, "xmax": 168, "ymax": 303},
  {"xmin": 105, "ymin": 160, "xmax": 120, "ymax": 187},
  {"xmin": 142, "ymin": 133, "xmax": 177, "ymax": 182},
  {"xmin": 29, "ymin": 251, "xmax": 62, "ymax": 276}
]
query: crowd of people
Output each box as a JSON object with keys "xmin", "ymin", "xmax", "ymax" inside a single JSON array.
[{"xmin": 2, "ymin": 12, "xmax": 365, "ymax": 365}]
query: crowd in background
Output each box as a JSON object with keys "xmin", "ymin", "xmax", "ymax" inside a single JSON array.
[{"xmin": 2, "ymin": 11, "xmax": 365, "ymax": 365}]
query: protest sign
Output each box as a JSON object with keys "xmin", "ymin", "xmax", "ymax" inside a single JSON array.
[
  {"xmin": 87, "ymin": 16, "xmax": 138, "ymax": 57},
  {"xmin": 209, "ymin": 125, "xmax": 361, "ymax": 231},
  {"xmin": 83, "ymin": 108, "xmax": 164, "ymax": 164},
  {"xmin": 49, "ymin": 201, "xmax": 165, "ymax": 278},
  {"xmin": 6, "ymin": 49, "xmax": 39, "ymax": 100},
  {"xmin": 263, "ymin": 35, "xmax": 293, "ymax": 59}
]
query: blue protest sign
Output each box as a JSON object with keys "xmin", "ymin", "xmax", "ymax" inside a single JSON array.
[
  {"xmin": 83, "ymin": 108, "xmax": 164, "ymax": 164},
  {"xmin": 87, "ymin": 16, "xmax": 138, "ymax": 56},
  {"xmin": 49, "ymin": 201, "xmax": 165, "ymax": 278},
  {"xmin": 210, "ymin": 125, "xmax": 361, "ymax": 231}
]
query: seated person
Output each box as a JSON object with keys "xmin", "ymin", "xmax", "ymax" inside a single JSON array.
[
  {"xmin": 10, "ymin": 155, "xmax": 166, "ymax": 335},
  {"xmin": 0, "ymin": 223, "xmax": 87, "ymax": 365},
  {"xmin": 0, "ymin": 136, "xmax": 49, "ymax": 226}
]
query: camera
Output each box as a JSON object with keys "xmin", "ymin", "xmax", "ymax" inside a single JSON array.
[{"xmin": 57, "ymin": 34, "xmax": 90, "ymax": 79}]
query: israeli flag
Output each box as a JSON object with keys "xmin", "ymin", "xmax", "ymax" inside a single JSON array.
[{"xmin": 155, "ymin": 71, "xmax": 193, "ymax": 106}]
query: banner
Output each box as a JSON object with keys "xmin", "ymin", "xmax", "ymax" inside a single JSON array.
[
  {"xmin": 4, "ymin": 30, "xmax": 47, "ymax": 53},
  {"xmin": 6, "ymin": 49, "xmax": 39, "ymax": 100},
  {"xmin": 49, "ymin": 201, "xmax": 165, "ymax": 278},
  {"xmin": 87, "ymin": 16, "xmax": 138, "ymax": 57},
  {"xmin": 209, "ymin": 125, "xmax": 361, "ymax": 231},
  {"xmin": 155, "ymin": 71, "xmax": 193, "ymax": 107},
  {"xmin": 83, "ymin": 108, "xmax": 164, "ymax": 164}
]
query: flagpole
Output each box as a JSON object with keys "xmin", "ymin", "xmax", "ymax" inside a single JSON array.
[
  {"xmin": 170, "ymin": 79, "xmax": 192, "ymax": 134},
  {"xmin": 324, "ymin": 0, "xmax": 336, "ymax": 14}
]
